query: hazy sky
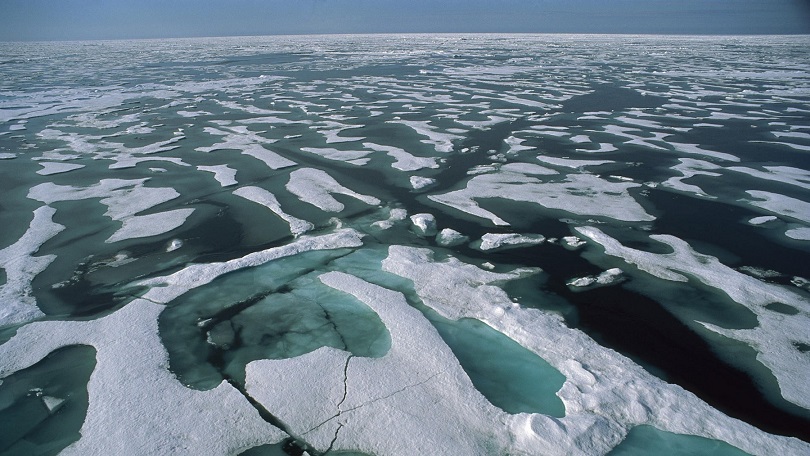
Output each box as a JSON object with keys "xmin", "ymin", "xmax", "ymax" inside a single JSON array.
[{"xmin": 2, "ymin": 0, "xmax": 810, "ymax": 41}]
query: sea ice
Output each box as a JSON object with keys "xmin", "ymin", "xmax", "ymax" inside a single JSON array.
[
  {"xmin": 435, "ymin": 228, "xmax": 468, "ymax": 247},
  {"xmin": 749, "ymin": 216, "xmax": 778, "ymax": 225},
  {"xmin": 36, "ymin": 162, "xmax": 85, "ymax": 176},
  {"xmin": 197, "ymin": 164, "xmax": 238, "ymax": 187},
  {"xmin": 28, "ymin": 179, "xmax": 195, "ymax": 243},
  {"xmin": 785, "ymin": 227, "xmax": 810, "ymax": 241},
  {"xmin": 105, "ymin": 209, "xmax": 195, "ymax": 244},
  {"xmin": 409, "ymin": 213, "xmax": 437, "ymax": 237},
  {"xmin": 138, "ymin": 228, "xmax": 365, "ymax": 304},
  {"xmin": 381, "ymin": 245, "xmax": 808, "ymax": 455},
  {"xmin": 363, "ymin": 142, "xmax": 438, "ymax": 171},
  {"xmin": 286, "ymin": 168, "xmax": 381, "ymax": 212},
  {"xmin": 299, "ymin": 147, "xmax": 370, "ymax": 165},
  {"xmin": 196, "ymin": 126, "xmax": 296, "ymax": 170},
  {"xmin": 0, "ymin": 299, "xmax": 287, "ymax": 454},
  {"xmin": 409, "ymin": 176, "xmax": 437, "ymax": 191},
  {"xmin": 746, "ymin": 191, "xmax": 810, "ymax": 224},
  {"xmin": 428, "ymin": 169, "xmax": 654, "ymax": 226},
  {"xmin": 233, "ymin": 186, "xmax": 314, "ymax": 236},
  {"xmin": 567, "ymin": 268, "xmax": 625, "ymax": 291},
  {"xmin": 536, "ymin": 156, "xmax": 614, "ymax": 170},
  {"xmin": 576, "ymin": 226, "xmax": 810, "ymax": 409},
  {"xmin": 387, "ymin": 119, "xmax": 462, "ymax": 153},
  {"xmin": 0, "ymin": 207, "xmax": 64, "ymax": 327},
  {"xmin": 473, "ymin": 233, "xmax": 545, "ymax": 251}
]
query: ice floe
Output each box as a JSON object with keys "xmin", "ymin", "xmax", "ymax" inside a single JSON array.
[
  {"xmin": 436, "ymin": 228, "xmax": 469, "ymax": 247},
  {"xmin": 36, "ymin": 162, "xmax": 85, "ymax": 176},
  {"xmin": 661, "ymin": 158, "xmax": 721, "ymax": 197},
  {"xmin": 233, "ymin": 186, "xmax": 314, "ymax": 236},
  {"xmin": 576, "ymin": 226, "xmax": 810, "ymax": 410},
  {"xmin": 0, "ymin": 207, "xmax": 64, "ymax": 327},
  {"xmin": 371, "ymin": 208, "xmax": 408, "ymax": 230},
  {"xmin": 409, "ymin": 176, "xmax": 437, "ymax": 190},
  {"xmin": 429, "ymin": 169, "xmax": 654, "ymax": 226},
  {"xmin": 473, "ymin": 233, "xmax": 545, "ymax": 251},
  {"xmin": 363, "ymin": 142, "xmax": 438, "ymax": 171},
  {"xmin": 536, "ymin": 156, "xmax": 614, "ymax": 170},
  {"xmin": 299, "ymin": 147, "xmax": 371, "ymax": 166},
  {"xmin": 746, "ymin": 191, "xmax": 810, "ymax": 224},
  {"xmin": 567, "ymin": 268, "xmax": 625, "ymax": 291},
  {"xmin": 409, "ymin": 213, "xmax": 437, "ymax": 237},
  {"xmin": 388, "ymin": 120, "xmax": 462, "ymax": 153},
  {"xmin": 286, "ymin": 168, "xmax": 380, "ymax": 212},
  {"xmin": 197, "ymin": 164, "xmax": 238, "ymax": 187}
]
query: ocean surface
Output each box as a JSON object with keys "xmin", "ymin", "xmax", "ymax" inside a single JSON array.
[{"xmin": 1, "ymin": 34, "xmax": 809, "ymax": 455}]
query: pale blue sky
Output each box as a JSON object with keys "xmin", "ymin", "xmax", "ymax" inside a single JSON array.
[{"xmin": 2, "ymin": 0, "xmax": 809, "ymax": 41}]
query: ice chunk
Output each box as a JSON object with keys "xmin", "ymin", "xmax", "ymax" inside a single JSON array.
[
  {"xmin": 410, "ymin": 213, "xmax": 437, "ymax": 236},
  {"xmin": 561, "ymin": 235, "xmax": 587, "ymax": 249},
  {"xmin": 436, "ymin": 228, "xmax": 468, "ymax": 247},
  {"xmin": 567, "ymin": 268, "xmax": 625, "ymax": 291},
  {"xmin": 409, "ymin": 176, "xmax": 436, "ymax": 190},
  {"xmin": 233, "ymin": 186, "xmax": 314, "ymax": 236},
  {"xmin": 473, "ymin": 233, "xmax": 545, "ymax": 251},
  {"xmin": 371, "ymin": 208, "xmax": 408, "ymax": 230},
  {"xmin": 165, "ymin": 239, "xmax": 183, "ymax": 252},
  {"xmin": 0, "ymin": 206, "xmax": 64, "ymax": 327},
  {"xmin": 286, "ymin": 168, "xmax": 380, "ymax": 212}
]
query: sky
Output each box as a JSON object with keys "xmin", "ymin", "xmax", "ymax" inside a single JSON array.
[{"xmin": 1, "ymin": 0, "xmax": 810, "ymax": 41}]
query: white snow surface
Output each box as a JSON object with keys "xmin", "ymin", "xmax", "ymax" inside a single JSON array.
[
  {"xmin": 785, "ymin": 227, "xmax": 810, "ymax": 240},
  {"xmin": 286, "ymin": 168, "xmax": 381, "ymax": 212},
  {"xmin": 748, "ymin": 216, "xmax": 778, "ymax": 225},
  {"xmin": 0, "ymin": 206, "xmax": 64, "ymax": 327},
  {"xmin": 233, "ymin": 186, "xmax": 314, "ymax": 236},
  {"xmin": 576, "ymin": 226, "xmax": 810, "ymax": 410},
  {"xmin": 379, "ymin": 245, "xmax": 808, "ymax": 455}
]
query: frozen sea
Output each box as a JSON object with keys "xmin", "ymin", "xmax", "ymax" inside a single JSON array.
[{"xmin": 1, "ymin": 34, "xmax": 809, "ymax": 455}]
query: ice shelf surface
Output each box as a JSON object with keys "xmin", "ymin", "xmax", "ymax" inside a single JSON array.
[{"xmin": 2, "ymin": 34, "xmax": 810, "ymax": 455}]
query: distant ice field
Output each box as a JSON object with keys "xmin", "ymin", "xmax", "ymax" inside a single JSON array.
[{"xmin": 1, "ymin": 34, "xmax": 809, "ymax": 455}]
